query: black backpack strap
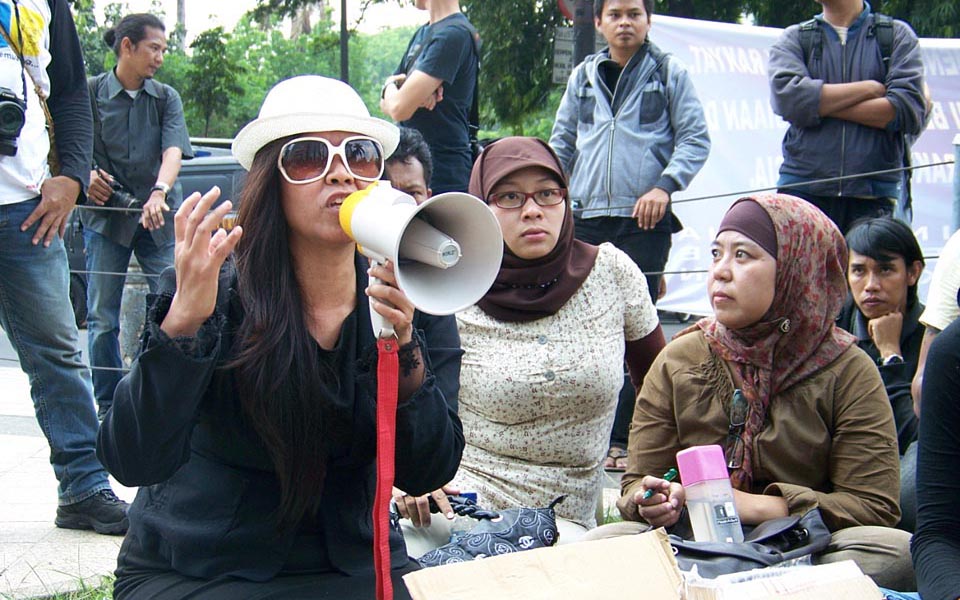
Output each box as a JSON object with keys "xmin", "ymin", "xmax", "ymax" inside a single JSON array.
[
  {"xmin": 150, "ymin": 80, "xmax": 168, "ymax": 127},
  {"xmin": 461, "ymin": 22, "xmax": 481, "ymax": 153},
  {"xmin": 871, "ymin": 13, "xmax": 894, "ymax": 74},
  {"xmin": 399, "ymin": 22, "xmax": 431, "ymax": 75},
  {"xmin": 798, "ymin": 18, "xmax": 822, "ymax": 78},
  {"xmin": 87, "ymin": 73, "xmax": 113, "ymax": 172}
]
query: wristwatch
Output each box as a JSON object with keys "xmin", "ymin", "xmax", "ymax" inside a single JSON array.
[
  {"xmin": 880, "ymin": 354, "xmax": 904, "ymax": 366},
  {"xmin": 380, "ymin": 79, "xmax": 398, "ymax": 100},
  {"xmin": 150, "ymin": 182, "xmax": 170, "ymax": 197}
]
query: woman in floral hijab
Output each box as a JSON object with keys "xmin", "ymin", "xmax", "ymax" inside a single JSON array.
[{"xmin": 601, "ymin": 194, "xmax": 914, "ymax": 590}]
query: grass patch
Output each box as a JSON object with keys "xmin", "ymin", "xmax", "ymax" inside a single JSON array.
[
  {"xmin": 601, "ymin": 487, "xmax": 623, "ymax": 524},
  {"xmin": 28, "ymin": 575, "xmax": 113, "ymax": 600}
]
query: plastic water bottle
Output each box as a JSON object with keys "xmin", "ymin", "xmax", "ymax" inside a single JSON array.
[
  {"xmin": 677, "ymin": 445, "xmax": 744, "ymax": 543},
  {"xmin": 448, "ymin": 492, "xmax": 478, "ymax": 544}
]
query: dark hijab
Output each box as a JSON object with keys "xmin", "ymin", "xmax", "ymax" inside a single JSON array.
[{"xmin": 468, "ymin": 137, "xmax": 599, "ymax": 322}]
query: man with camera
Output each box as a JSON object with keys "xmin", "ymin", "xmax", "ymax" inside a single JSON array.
[
  {"xmin": 83, "ymin": 13, "xmax": 192, "ymax": 418},
  {"xmin": 0, "ymin": 0, "xmax": 129, "ymax": 534}
]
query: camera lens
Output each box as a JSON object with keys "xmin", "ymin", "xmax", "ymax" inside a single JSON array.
[
  {"xmin": 106, "ymin": 180, "xmax": 142, "ymax": 210},
  {"xmin": 0, "ymin": 87, "xmax": 26, "ymax": 157},
  {"xmin": 0, "ymin": 102, "xmax": 24, "ymax": 136}
]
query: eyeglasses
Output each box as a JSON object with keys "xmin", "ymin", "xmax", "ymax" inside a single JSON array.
[
  {"xmin": 487, "ymin": 188, "xmax": 566, "ymax": 210},
  {"xmin": 725, "ymin": 388, "xmax": 747, "ymax": 469},
  {"xmin": 277, "ymin": 136, "xmax": 384, "ymax": 184}
]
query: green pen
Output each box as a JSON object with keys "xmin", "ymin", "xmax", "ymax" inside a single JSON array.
[{"xmin": 642, "ymin": 467, "xmax": 679, "ymax": 500}]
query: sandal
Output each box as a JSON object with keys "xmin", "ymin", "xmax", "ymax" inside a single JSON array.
[{"xmin": 603, "ymin": 446, "xmax": 629, "ymax": 472}]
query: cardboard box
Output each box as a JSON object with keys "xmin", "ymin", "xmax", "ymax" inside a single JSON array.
[{"xmin": 403, "ymin": 528, "xmax": 683, "ymax": 600}]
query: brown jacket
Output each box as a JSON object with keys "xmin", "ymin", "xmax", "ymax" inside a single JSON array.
[{"xmin": 618, "ymin": 330, "xmax": 900, "ymax": 532}]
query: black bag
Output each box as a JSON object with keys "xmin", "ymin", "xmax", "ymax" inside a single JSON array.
[
  {"xmin": 668, "ymin": 508, "xmax": 832, "ymax": 578},
  {"xmin": 415, "ymin": 496, "xmax": 563, "ymax": 568}
]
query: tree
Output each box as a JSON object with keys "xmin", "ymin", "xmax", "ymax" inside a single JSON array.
[
  {"xmin": 186, "ymin": 27, "xmax": 245, "ymax": 136},
  {"xmin": 176, "ymin": 0, "xmax": 187, "ymax": 51},
  {"xmin": 71, "ymin": 0, "xmax": 110, "ymax": 75},
  {"xmin": 461, "ymin": 1, "xmax": 567, "ymax": 135},
  {"xmin": 744, "ymin": 0, "xmax": 955, "ymax": 36},
  {"xmin": 878, "ymin": 0, "xmax": 956, "ymax": 38},
  {"xmin": 656, "ymin": 0, "xmax": 743, "ymax": 22}
]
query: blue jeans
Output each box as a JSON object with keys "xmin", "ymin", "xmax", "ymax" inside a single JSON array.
[
  {"xmin": 0, "ymin": 198, "xmax": 109, "ymax": 504},
  {"xmin": 84, "ymin": 226, "xmax": 173, "ymax": 413},
  {"xmin": 898, "ymin": 440, "xmax": 917, "ymax": 533}
]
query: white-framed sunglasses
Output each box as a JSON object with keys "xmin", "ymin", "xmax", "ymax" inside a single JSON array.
[{"xmin": 277, "ymin": 135, "xmax": 385, "ymax": 184}]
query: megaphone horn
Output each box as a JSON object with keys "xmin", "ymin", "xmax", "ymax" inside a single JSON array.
[{"xmin": 339, "ymin": 181, "xmax": 504, "ymax": 337}]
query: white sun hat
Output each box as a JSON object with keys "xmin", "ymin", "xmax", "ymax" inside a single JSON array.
[{"xmin": 232, "ymin": 75, "xmax": 400, "ymax": 171}]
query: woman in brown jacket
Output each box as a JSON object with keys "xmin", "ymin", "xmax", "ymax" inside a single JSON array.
[{"xmin": 597, "ymin": 194, "xmax": 914, "ymax": 590}]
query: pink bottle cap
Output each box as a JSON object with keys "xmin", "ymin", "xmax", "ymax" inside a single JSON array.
[{"xmin": 676, "ymin": 445, "xmax": 729, "ymax": 486}]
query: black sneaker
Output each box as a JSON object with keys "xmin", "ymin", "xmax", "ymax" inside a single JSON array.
[{"xmin": 55, "ymin": 489, "xmax": 130, "ymax": 535}]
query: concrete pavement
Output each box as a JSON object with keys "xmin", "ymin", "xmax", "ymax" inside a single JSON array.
[{"xmin": 0, "ymin": 364, "xmax": 135, "ymax": 599}]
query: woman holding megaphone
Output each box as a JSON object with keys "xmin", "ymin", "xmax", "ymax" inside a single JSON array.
[
  {"xmin": 97, "ymin": 76, "xmax": 464, "ymax": 599},
  {"xmin": 396, "ymin": 137, "xmax": 666, "ymax": 551}
]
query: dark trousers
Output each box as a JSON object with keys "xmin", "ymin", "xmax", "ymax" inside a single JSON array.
[
  {"xmin": 780, "ymin": 190, "xmax": 895, "ymax": 233},
  {"xmin": 115, "ymin": 561, "xmax": 418, "ymax": 600},
  {"xmin": 574, "ymin": 216, "xmax": 671, "ymax": 448}
]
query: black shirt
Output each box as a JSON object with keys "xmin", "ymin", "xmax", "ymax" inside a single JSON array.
[
  {"xmin": 398, "ymin": 13, "xmax": 477, "ymax": 194},
  {"xmin": 911, "ymin": 319, "xmax": 960, "ymax": 600},
  {"xmin": 98, "ymin": 257, "xmax": 465, "ymax": 583}
]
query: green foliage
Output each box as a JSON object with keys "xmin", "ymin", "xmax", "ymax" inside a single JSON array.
[
  {"xmin": 71, "ymin": 0, "xmax": 110, "ymax": 75},
  {"xmin": 877, "ymin": 0, "xmax": 956, "ymax": 38},
  {"xmin": 186, "ymin": 27, "xmax": 245, "ymax": 136},
  {"xmin": 655, "ymin": 0, "xmax": 743, "ymax": 22},
  {"xmin": 460, "ymin": 1, "xmax": 567, "ymax": 136},
  {"xmin": 740, "ymin": 1, "xmax": 809, "ymax": 28},
  {"xmin": 743, "ymin": 0, "xmax": 956, "ymax": 36},
  {"xmin": 36, "ymin": 575, "xmax": 114, "ymax": 599}
]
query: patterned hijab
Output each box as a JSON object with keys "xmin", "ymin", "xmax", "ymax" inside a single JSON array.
[
  {"xmin": 695, "ymin": 194, "xmax": 856, "ymax": 491},
  {"xmin": 469, "ymin": 137, "xmax": 599, "ymax": 322}
]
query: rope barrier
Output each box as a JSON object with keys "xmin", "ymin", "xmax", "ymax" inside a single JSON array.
[
  {"xmin": 574, "ymin": 159, "xmax": 954, "ymax": 215},
  {"xmin": 51, "ymin": 158, "xmax": 953, "ymax": 375}
]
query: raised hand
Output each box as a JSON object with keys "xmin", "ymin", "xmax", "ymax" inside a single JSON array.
[{"xmin": 161, "ymin": 187, "xmax": 242, "ymax": 337}]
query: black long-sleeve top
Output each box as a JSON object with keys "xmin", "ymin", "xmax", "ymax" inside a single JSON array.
[
  {"xmin": 97, "ymin": 257, "xmax": 465, "ymax": 582},
  {"xmin": 911, "ymin": 319, "xmax": 960, "ymax": 600},
  {"xmin": 837, "ymin": 299, "xmax": 923, "ymax": 454},
  {"xmin": 47, "ymin": 0, "xmax": 92, "ymax": 195}
]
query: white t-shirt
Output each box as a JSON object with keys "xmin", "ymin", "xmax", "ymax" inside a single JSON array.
[
  {"xmin": 829, "ymin": 24, "xmax": 849, "ymax": 45},
  {"xmin": 920, "ymin": 228, "xmax": 960, "ymax": 331},
  {"xmin": 0, "ymin": 0, "xmax": 53, "ymax": 204}
]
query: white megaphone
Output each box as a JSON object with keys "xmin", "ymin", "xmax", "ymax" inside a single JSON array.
[{"xmin": 339, "ymin": 181, "xmax": 503, "ymax": 337}]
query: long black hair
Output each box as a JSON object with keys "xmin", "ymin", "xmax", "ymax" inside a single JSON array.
[
  {"xmin": 103, "ymin": 13, "xmax": 165, "ymax": 56},
  {"xmin": 230, "ymin": 136, "xmax": 348, "ymax": 529},
  {"xmin": 846, "ymin": 216, "xmax": 925, "ymax": 306}
]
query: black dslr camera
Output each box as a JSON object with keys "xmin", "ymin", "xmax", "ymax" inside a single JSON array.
[
  {"xmin": 96, "ymin": 167, "xmax": 142, "ymax": 210},
  {"xmin": 0, "ymin": 86, "xmax": 26, "ymax": 157},
  {"xmin": 107, "ymin": 179, "xmax": 142, "ymax": 210}
]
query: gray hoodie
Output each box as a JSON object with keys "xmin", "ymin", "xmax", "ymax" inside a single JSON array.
[{"xmin": 550, "ymin": 42, "xmax": 710, "ymax": 229}]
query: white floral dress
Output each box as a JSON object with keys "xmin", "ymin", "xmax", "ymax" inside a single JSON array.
[{"xmin": 453, "ymin": 243, "xmax": 659, "ymax": 527}]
